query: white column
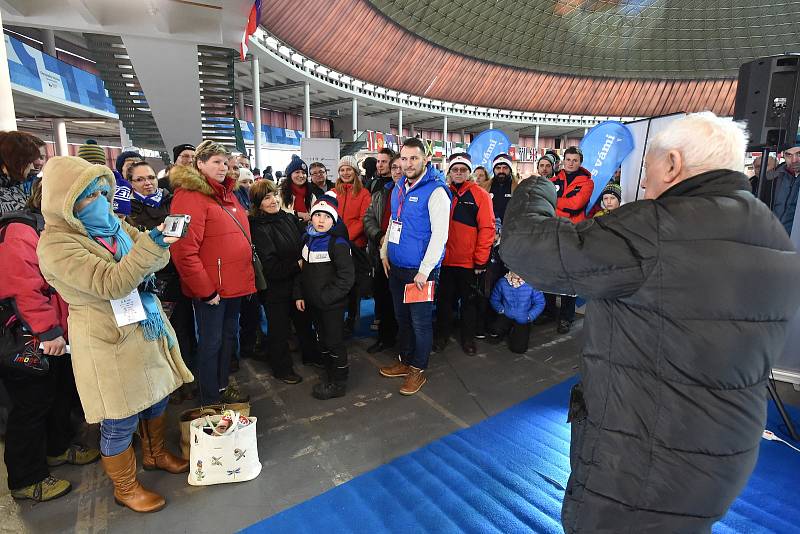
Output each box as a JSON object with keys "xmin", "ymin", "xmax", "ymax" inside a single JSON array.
[
  {"xmin": 53, "ymin": 119, "xmax": 68, "ymax": 156},
  {"xmin": 351, "ymin": 98, "xmax": 358, "ymax": 142},
  {"xmin": 461, "ymin": 129, "xmax": 466, "ymax": 144},
  {"xmin": 584, "ymin": 127, "xmax": 588, "ymax": 137},
  {"xmin": 398, "ymin": 108, "xmax": 403, "ymax": 137},
  {"xmin": 119, "ymin": 121, "xmax": 132, "ymax": 149},
  {"xmin": 442, "ymin": 116, "xmax": 448, "ymax": 143},
  {"xmin": 0, "ymin": 11, "xmax": 17, "ymax": 131},
  {"xmin": 303, "ymin": 82, "xmax": 311, "ymax": 138},
  {"xmin": 534, "ymin": 125, "xmax": 540, "ymax": 154},
  {"xmin": 252, "ymin": 56, "xmax": 263, "ymax": 170},
  {"xmin": 489, "ymin": 121, "xmax": 494, "ymax": 130}
]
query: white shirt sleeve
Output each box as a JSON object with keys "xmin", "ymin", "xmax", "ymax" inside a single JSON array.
[
  {"xmin": 418, "ymin": 187, "xmax": 451, "ymax": 277},
  {"xmin": 380, "ymin": 230, "xmax": 388, "ymax": 259}
]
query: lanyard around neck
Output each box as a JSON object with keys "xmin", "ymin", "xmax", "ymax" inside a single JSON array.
[{"xmin": 95, "ymin": 236, "xmax": 117, "ymax": 256}]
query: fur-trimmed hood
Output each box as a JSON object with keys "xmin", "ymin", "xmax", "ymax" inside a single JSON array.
[
  {"xmin": 40, "ymin": 156, "xmax": 115, "ymax": 234},
  {"xmin": 169, "ymin": 164, "xmax": 235, "ymax": 199}
]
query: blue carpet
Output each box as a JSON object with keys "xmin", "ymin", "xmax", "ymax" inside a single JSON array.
[{"xmin": 242, "ymin": 378, "xmax": 800, "ymax": 533}]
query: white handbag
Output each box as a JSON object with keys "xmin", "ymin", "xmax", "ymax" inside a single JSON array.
[{"xmin": 188, "ymin": 412, "xmax": 262, "ymax": 486}]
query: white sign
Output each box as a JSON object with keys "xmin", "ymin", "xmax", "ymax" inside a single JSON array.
[
  {"xmin": 110, "ymin": 289, "xmax": 147, "ymax": 327},
  {"xmin": 301, "ymin": 138, "xmax": 340, "ymax": 175},
  {"xmin": 620, "ymin": 113, "xmax": 686, "ymax": 204},
  {"xmin": 775, "ymin": 200, "xmax": 800, "ymax": 383}
]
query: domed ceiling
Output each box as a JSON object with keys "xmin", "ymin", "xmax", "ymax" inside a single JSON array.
[{"xmin": 367, "ymin": 0, "xmax": 796, "ymax": 79}]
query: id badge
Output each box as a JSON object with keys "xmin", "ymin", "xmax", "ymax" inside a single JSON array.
[
  {"xmin": 110, "ymin": 288, "xmax": 148, "ymax": 327},
  {"xmin": 388, "ymin": 220, "xmax": 403, "ymax": 244}
]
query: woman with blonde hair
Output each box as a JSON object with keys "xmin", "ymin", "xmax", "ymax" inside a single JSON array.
[
  {"xmin": 37, "ymin": 157, "xmax": 193, "ymax": 512},
  {"xmin": 169, "ymin": 140, "xmax": 255, "ymax": 405}
]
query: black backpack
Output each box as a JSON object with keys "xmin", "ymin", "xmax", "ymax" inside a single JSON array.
[
  {"xmin": 325, "ymin": 222, "xmax": 372, "ymax": 297},
  {"xmin": 0, "ymin": 211, "xmax": 50, "ymax": 376}
]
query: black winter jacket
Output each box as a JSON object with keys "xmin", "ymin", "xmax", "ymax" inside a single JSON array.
[
  {"xmin": 500, "ymin": 170, "xmax": 800, "ymax": 533},
  {"xmin": 129, "ymin": 190, "xmax": 173, "ymax": 231},
  {"xmin": 128, "ymin": 190, "xmax": 182, "ymax": 301},
  {"xmin": 363, "ymin": 178, "xmax": 393, "ymax": 259},
  {"xmin": 250, "ymin": 210, "xmax": 305, "ymax": 303},
  {"xmin": 293, "ymin": 223, "xmax": 355, "ymax": 310}
]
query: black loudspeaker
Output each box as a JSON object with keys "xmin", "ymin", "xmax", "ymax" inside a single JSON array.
[{"xmin": 734, "ymin": 55, "xmax": 800, "ymax": 150}]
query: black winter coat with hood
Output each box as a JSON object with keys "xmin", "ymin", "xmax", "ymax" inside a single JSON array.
[
  {"xmin": 500, "ymin": 170, "xmax": 800, "ymax": 533},
  {"xmin": 250, "ymin": 209, "xmax": 305, "ymax": 303},
  {"xmin": 293, "ymin": 221, "xmax": 355, "ymax": 311}
]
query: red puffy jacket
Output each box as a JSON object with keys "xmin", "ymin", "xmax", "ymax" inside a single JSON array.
[
  {"xmin": 0, "ymin": 215, "xmax": 69, "ymax": 340},
  {"xmin": 333, "ymin": 183, "xmax": 371, "ymax": 248},
  {"xmin": 443, "ymin": 181, "xmax": 496, "ymax": 269},
  {"xmin": 550, "ymin": 167, "xmax": 595, "ymax": 223},
  {"xmin": 169, "ymin": 166, "xmax": 255, "ymax": 300}
]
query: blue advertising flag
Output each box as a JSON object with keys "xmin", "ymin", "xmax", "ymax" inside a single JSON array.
[
  {"xmin": 467, "ymin": 129, "xmax": 511, "ymax": 174},
  {"xmin": 580, "ymin": 121, "xmax": 635, "ymax": 214}
]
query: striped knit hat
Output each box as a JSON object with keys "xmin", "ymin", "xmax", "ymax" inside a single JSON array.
[
  {"xmin": 77, "ymin": 140, "xmax": 107, "ymax": 166},
  {"xmin": 601, "ymin": 181, "xmax": 622, "ymax": 202}
]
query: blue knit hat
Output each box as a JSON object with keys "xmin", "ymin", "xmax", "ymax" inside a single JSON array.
[
  {"xmin": 285, "ymin": 154, "xmax": 307, "ymax": 178},
  {"xmin": 113, "ymin": 173, "xmax": 132, "ymax": 215},
  {"xmin": 116, "ymin": 150, "xmax": 142, "ymax": 174}
]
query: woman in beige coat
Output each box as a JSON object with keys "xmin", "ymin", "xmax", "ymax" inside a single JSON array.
[{"xmin": 37, "ymin": 156, "xmax": 193, "ymax": 513}]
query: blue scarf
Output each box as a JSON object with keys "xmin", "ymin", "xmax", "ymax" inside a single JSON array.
[
  {"xmin": 133, "ymin": 188, "xmax": 164, "ymax": 209},
  {"xmin": 76, "ymin": 183, "xmax": 173, "ymax": 347},
  {"xmin": 306, "ymin": 226, "xmax": 327, "ymax": 238}
]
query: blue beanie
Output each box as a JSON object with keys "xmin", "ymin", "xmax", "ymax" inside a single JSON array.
[
  {"xmin": 116, "ymin": 150, "xmax": 142, "ymax": 174},
  {"xmin": 285, "ymin": 154, "xmax": 307, "ymax": 178},
  {"xmin": 113, "ymin": 173, "xmax": 132, "ymax": 215}
]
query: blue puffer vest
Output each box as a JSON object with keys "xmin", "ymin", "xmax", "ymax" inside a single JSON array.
[{"xmin": 388, "ymin": 165, "xmax": 449, "ymax": 270}]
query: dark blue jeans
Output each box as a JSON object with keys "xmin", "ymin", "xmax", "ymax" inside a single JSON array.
[
  {"xmin": 193, "ymin": 297, "xmax": 242, "ymax": 404},
  {"xmin": 388, "ymin": 265, "xmax": 439, "ymax": 370}
]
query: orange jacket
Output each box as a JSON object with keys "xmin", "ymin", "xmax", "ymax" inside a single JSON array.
[
  {"xmin": 550, "ymin": 167, "xmax": 595, "ymax": 223},
  {"xmin": 335, "ymin": 183, "xmax": 371, "ymax": 248},
  {"xmin": 443, "ymin": 181, "xmax": 496, "ymax": 269}
]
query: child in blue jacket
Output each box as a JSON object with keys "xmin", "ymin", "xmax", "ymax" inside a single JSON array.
[{"xmin": 490, "ymin": 271, "xmax": 545, "ymax": 353}]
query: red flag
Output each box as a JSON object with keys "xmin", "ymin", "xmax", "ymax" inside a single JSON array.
[{"xmin": 240, "ymin": 0, "xmax": 263, "ymax": 60}]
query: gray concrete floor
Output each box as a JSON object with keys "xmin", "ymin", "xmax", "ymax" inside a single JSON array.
[
  {"xmin": 6, "ymin": 319, "xmax": 583, "ymax": 534},
  {"xmin": 6, "ymin": 317, "xmax": 800, "ymax": 534}
]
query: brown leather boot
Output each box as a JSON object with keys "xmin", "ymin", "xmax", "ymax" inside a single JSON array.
[
  {"xmin": 139, "ymin": 414, "xmax": 189, "ymax": 474},
  {"xmin": 101, "ymin": 446, "xmax": 165, "ymax": 513},
  {"xmin": 379, "ymin": 361, "xmax": 410, "ymax": 378},
  {"xmin": 399, "ymin": 366, "xmax": 427, "ymax": 395}
]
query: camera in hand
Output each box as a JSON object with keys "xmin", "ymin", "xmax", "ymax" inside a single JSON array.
[{"xmin": 162, "ymin": 214, "xmax": 191, "ymax": 238}]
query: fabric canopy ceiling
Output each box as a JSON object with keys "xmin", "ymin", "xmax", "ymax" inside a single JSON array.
[{"xmin": 367, "ymin": 0, "xmax": 797, "ymax": 79}]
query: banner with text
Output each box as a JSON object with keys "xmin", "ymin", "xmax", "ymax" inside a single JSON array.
[{"xmin": 580, "ymin": 121, "xmax": 634, "ymax": 214}]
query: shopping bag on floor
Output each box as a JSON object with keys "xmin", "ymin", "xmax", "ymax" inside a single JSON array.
[
  {"xmin": 178, "ymin": 402, "xmax": 250, "ymax": 459},
  {"xmin": 188, "ymin": 412, "xmax": 261, "ymax": 486}
]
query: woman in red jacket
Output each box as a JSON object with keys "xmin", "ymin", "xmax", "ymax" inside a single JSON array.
[
  {"xmin": 169, "ymin": 141, "xmax": 255, "ymax": 405},
  {"xmin": 0, "ymin": 182, "xmax": 100, "ymax": 502},
  {"xmin": 334, "ymin": 156, "xmax": 371, "ymax": 334}
]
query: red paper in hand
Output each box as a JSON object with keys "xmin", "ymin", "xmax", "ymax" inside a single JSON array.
[{"xmin": 403, "ymin": 281, "xmax": 435, "ymax": 304}]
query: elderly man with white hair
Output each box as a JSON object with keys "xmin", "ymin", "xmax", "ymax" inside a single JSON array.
[{"xmin": 500, "ymin": 112, "xmax": 800, "ymax": 533}]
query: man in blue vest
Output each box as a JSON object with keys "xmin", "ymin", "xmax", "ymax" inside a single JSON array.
[{"xmin": 378, "ymin": 137, "xmax": 451, "ymax": 395}]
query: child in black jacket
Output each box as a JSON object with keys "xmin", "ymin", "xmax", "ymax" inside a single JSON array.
[{"xmin": 295, "ymin": 195, "xmax": 355, "ymax": 399}]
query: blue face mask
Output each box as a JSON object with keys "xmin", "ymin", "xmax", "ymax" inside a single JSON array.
[{"xmin": 77, "ymin": 193, "xmax": 120, "ymax": 238}]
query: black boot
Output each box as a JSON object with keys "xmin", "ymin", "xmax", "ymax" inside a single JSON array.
[
  {"xmin": 343, "ymin": 317, "xmax": 355, "ymax": 338},
  {"xmin": 312, "ymin": 362, "xmax": 348, "ymax": 400}
]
